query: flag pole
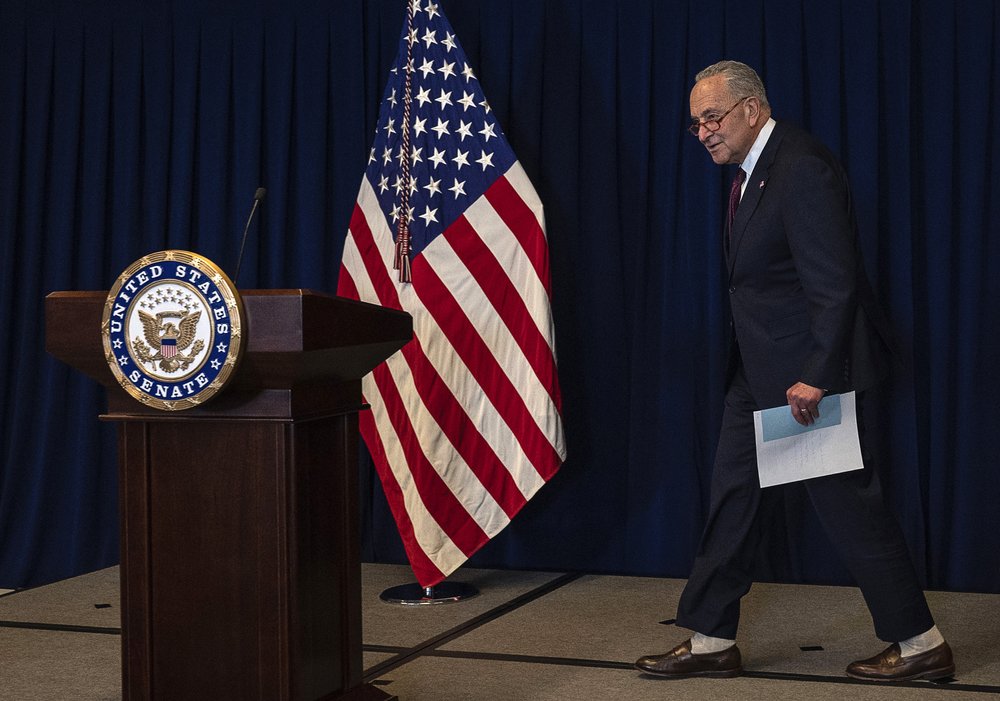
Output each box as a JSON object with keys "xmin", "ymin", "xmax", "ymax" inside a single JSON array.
[
  {"xmin": 393, "ymin": 0, "xmax": 416, "ymax": 282},
  {"xmin": 379, "ymin": 579, "xmax": 479, "ymax": 606},
  {"xmin": 377, "ymin": 0, "xmax": 480, "ymax": 609}
]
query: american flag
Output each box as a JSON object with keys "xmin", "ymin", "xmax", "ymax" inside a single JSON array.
[{"xmin": 337, "ymin": 0, "xmax": 565, "ymax": 587}]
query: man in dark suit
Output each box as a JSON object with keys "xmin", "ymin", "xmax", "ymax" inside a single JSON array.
[{"xmin": 634, "ymin": 61, "xmax": 954, "ymax": 682}]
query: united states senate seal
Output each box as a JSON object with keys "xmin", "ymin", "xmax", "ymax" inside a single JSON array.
[{"xmin": 101, "ymin": 250, "xmax": 245, "ymax": 411}]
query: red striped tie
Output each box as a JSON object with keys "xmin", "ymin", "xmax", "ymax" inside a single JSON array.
[{"xmin": 727, "ymin": 168, "xmax": 746, "ymax": 243}]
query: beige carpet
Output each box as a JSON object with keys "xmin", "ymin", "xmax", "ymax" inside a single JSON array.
[{"xmin": 2, "ymin": 564, "xmax": 997, "ymax": 700}]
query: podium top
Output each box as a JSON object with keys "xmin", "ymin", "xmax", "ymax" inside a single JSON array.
[{"xmin": 46, "ymin": 289, "xmax": 412, "ymax": 418}]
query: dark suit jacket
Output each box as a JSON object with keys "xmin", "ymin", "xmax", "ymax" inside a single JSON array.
[{"xmin": 725, "ymin": 120, "xmax": 896, "ymax": 409}]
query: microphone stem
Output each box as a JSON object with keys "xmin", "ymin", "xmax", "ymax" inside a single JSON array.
[{"xmin": 233, "ymin": 198, "xmax": 261, "ymax": 287}]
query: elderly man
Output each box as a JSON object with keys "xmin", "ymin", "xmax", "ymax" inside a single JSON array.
[{"xmin": 634, "ymin": 61, "xmax": 953, "ymax": 682}]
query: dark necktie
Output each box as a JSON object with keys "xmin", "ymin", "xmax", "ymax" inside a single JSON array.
[{"xmin": 727, "ymin": 168, "xmax": 746, "ymax": 245}]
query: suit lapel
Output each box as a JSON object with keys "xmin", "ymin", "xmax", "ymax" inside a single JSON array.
[{"xmin": 727, "ymin": 120, "xmax": 788, "ymax": 278}]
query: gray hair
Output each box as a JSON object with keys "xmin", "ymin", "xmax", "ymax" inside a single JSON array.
[{"xmin": 695, "ymin": 61, "xmax": 770, "ymax": 110}]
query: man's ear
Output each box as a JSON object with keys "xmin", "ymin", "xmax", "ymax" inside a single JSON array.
[{"xmin": 745, "ymin": 97, "xmax": 762, "ymax": 126}]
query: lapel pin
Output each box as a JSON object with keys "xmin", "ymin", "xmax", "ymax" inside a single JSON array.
[{"xmin": 759, "ymin": 179, "xmax": 766, "ymax": 189}]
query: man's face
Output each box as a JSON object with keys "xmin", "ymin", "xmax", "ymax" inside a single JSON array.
[{"xmin": 689, "ymin": 75, "xmax": 756, "ymax": 166}]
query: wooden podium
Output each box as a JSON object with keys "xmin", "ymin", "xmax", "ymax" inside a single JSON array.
[{"xmin": 46, "ymin": 289, "xmax": 410, "ymax": 701}]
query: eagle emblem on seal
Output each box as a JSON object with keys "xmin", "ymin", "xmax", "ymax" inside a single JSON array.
[{"xmin": 132, "ymin": 309, "xmax": 205, "ymax": 372}]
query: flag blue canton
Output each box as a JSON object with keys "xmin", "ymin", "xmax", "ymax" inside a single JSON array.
[{"xmin": 364, "ymin": 2, "xmax": 516, "ymax": 258}]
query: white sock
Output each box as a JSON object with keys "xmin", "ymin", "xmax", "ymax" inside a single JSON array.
[
  {"xmin": 691, "ymin": 631, "xmax": 736, "ymax": 654},
  {"xmin": 898, "ymin": 625, "xmax": 945, "ymax": 658}
]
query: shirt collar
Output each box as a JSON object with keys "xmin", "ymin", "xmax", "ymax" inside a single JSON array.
[{"xmin": 740, "ymin": 117, "xmax": 776, "ymax": 193}]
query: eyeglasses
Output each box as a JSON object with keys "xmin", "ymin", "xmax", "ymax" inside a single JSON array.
[{"xmin": 688, "ymin": 98, "xmax": 747, "ymax": 136}]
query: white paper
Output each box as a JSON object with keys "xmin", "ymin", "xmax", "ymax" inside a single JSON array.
[{"xmin": 753, "ymin": 391, "xmax": 863, "ymax": 488}]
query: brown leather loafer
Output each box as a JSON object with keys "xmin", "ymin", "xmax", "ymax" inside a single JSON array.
[
  {"xmin": 846, "ymin": 641, "xmax": 955, "ymax": 682},
  {"xmin": 635, "ymin": 639, "xmax": 742, "ymax": 678}
]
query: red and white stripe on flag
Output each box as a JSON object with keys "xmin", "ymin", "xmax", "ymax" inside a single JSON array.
[{"xmin": 337, "ymin": 1, "xmax": 565, "ymax": 588}]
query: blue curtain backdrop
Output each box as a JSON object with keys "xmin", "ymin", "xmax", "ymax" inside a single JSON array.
[{"xmin": 1, "ymin": 0, "xmax": 998, "ymax": 593}]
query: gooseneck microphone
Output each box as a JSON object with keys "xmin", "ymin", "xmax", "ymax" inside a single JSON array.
[{"xmin": 233, "ymin": 187, "xmax": 267, "ymax": 287}]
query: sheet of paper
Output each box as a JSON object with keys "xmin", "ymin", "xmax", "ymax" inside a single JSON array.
[{"xmin": 753, "ymin": 391, "xmax": 863, "ymax": 488}]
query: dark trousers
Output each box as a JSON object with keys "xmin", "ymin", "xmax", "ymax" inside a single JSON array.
[{"xmin": 675, "ymin": 367, "xmax": 934, "ymax": 642}]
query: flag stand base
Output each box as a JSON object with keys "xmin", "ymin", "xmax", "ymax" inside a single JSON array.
[{"xmin": 379, "ymin": 581, "xmax": 480, "ymax": 605}]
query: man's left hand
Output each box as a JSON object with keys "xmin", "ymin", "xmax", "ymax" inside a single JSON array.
[{"xmin": 787, "ymin": 382, "xmax": 824, "ymax": 426}]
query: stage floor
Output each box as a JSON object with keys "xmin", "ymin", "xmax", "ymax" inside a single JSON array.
[{"xmin": 1, "ymin": 564, "xmax": 997, "ymax": 700}]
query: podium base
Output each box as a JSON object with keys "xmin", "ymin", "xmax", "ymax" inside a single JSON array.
[
  {"xmin": 379, "ymin": 581, "xmax": 480, "ymax": 605},
  {"xmin": 330, "ymin": 683, "xmax": 398, "ymax": 701}
]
